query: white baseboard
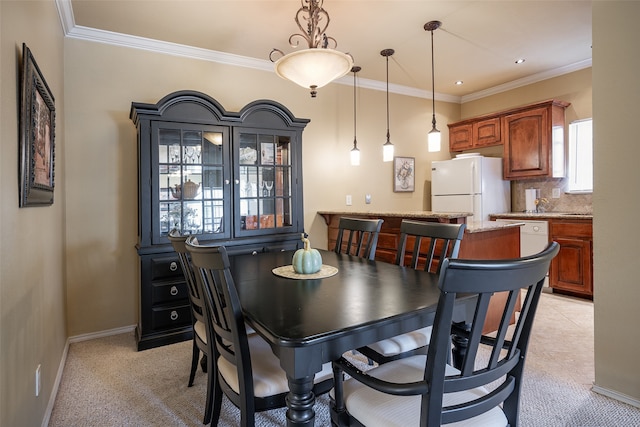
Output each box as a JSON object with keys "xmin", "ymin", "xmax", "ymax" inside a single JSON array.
[
  {"xmin": 41, "ymin": 325, "xmax": 138, "ymax": 427},
  {"xmin": 68, "ymin": 324, "xmax": 137, "ymax": 343},
  {"xmin": 592, "ymin": 384, "xmax": 640, "ymax": 409}
]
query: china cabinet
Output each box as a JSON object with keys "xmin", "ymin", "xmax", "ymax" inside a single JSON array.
[{"xmin": 130, "ymin": 91, "xmax": 308, "ymax": 350}]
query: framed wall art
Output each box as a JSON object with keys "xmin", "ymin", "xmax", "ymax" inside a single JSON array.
[
  {"xmin": 19, "ymin": 43, "xmax": 56, "ymax": 207},
  {"xmin": 393, "ymin": 156, "xmax": 415, "ymax": 192}
]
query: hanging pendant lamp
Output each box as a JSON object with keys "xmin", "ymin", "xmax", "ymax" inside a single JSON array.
[
  {"xmin": 350, "ymin": 66, "xmax": 361, "ymax": 166},
  {"xmin": 381, "ymin": 49, "xmax": 395, "ymax": 162},
  {"xmin": 424, "ymin": 20, "xmax": 442, "ymax": 152},
  {"xmin": 269, "ymin": 0, "xmax": 353, "ymax": 98}
]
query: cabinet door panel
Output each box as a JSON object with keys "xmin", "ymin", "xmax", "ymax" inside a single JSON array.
[
  {"xmin": 448, "ymin": 123, "xmax": 473, "ymax": 151},
  {"xmin": 152, "ymin": 122, "xmax": 231, "ymax": 244},
  {"xmin": 503, "ymin": 107, "xmax": 550, "ymax": 178},
  {"xmin": 550, "ymin": 237, "xmax": 592, "ymax": 296},
  {"xmin": 473, "ymin": 117, "xmax": 501, "ymax": 147}
]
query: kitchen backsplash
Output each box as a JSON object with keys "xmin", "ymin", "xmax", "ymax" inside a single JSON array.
[{"xmin": 511, "ymin": 177, "xmax": 593, "ymax": 214}]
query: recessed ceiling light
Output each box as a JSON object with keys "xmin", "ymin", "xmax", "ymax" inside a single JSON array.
[
  {"xmin": 455, "ymin": 80, "xmax": 464, "ymax": 85},
  {"xmin": 515, "ymin": 58, "xmax": 525, "ymax": 64}
]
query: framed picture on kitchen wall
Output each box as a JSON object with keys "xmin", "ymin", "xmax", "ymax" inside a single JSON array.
[
  {"xmin": 19, "ymin": 43, "xmax": 56, "ymax": 207},
  {"xmin": 393, "ymin": 156, "xmax": 415, "ymax": 192}
]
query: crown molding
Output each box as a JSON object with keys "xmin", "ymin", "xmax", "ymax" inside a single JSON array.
[
  {"xmin": 461, "ymin": 59, "xmax": 593, "ymax": 103},
  {"xmin": 55, "ymin": 0, "xmax": 590, "ymax": 105}
]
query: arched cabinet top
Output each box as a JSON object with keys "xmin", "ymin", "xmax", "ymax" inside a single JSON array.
[
  {"xmin": 130, "ymin": 91, "xmax": 309, "ymax": 130},
  {"xmin": 239, "ymin": 100, "xmax": 310, "ymax": 129}
]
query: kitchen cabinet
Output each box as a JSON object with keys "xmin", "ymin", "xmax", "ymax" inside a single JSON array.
[
  {"xmin": 549, "ymin": 220, "xmax": 593, "ymax": 298},
  {"xmin": 502, "ymin": 99, "xmax": 570, "ymax": 180},
  {"xmin": 448, "ymin": 115, "xmax": 501, "ymax": 152},
  {"xmin": 130, "ymin": 91, "xmax": 307, "ymax": 350}
]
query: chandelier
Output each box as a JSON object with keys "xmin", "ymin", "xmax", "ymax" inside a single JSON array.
[{"xmin": 270, "ymin": 0, "xmax": 353, "ymax": 98}]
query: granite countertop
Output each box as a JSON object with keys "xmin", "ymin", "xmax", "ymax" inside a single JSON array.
[
  {"xmin": 465, "ymin": 220, "xmax": 525, "ymax": 233},
  {"xmin": 317, "ymin": 210, "xmax": 472, "ymax": 219},
  {"xmin": 490, "ymin": 212, "xmax": 593, "ymax": 220}
]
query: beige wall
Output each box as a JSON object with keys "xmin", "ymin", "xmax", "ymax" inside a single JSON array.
[
  {"xmin": 592, "ymin": 1, "xmax": 640, "ymax": 402},
  {"xmin": 1, "ymin": 1, "xmax": 67, "ymax": 426}
]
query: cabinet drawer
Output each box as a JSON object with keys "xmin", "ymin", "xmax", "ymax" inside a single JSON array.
[
  {"xmin": 150, "ymin": 256, "xmax": 183, "ymax": 280},
  {"xmin": 551, "ymin": 221, "xmax": 592, "ymax": 238},
  {"xmin": 151, "ymin": 304, "xmax": 191, "ymax": 330},
  {"xmin": 151, "ymin": 280, "xmax": 188, "ymax": 305}
]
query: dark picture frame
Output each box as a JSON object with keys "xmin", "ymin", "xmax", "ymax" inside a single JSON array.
[
  {"xmin": 19, "ymin": 43, "xmax": 56, "ymax": 207},
  {"xmin": 393, "ymin": 156, "xmax": 415, "ymax": 192}
]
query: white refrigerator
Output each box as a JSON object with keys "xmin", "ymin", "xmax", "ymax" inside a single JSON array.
[{"xmin": 431, "ymin": 155, "xmax": 510, "ymax": 222}]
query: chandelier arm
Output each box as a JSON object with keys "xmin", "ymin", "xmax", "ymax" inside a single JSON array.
[{"xmin": 269, "ymin": 48, "xmax": 285, "ymax": 62}]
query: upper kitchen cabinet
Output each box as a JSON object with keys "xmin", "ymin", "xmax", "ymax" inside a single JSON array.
[
  {"xmin": 502, "ymin": 100, "xmax": 570, "ymax": 180},
  {"xmin": 130, "ymin": 91, "xmax": 308, "ymax": 349},
  {"xmin": 448, "ymin": 115, "xmax": 502, "ymax": 152}
]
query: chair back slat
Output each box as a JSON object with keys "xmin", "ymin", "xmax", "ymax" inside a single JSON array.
[
  {"xmin": 334, "ymin": 217, "xmax": 383, "ymax": 260},
  {"xmin": 395, "ymin": 220, "xmax": 466, "ymax": 273}
]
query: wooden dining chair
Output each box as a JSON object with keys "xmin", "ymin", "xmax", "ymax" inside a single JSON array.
[
  {"xmin": 331, "ymin": 242, "xmax": 560, "ymax": 427},
  {"xmin": 184, "ymin": 237, "xmax": 334, "ymax": 426},
  {"xmin": 167, "ymin": 229, "xmax": 214, "ymax": 424},
  {"xmin": 357, "ymin": 220, "xmax": 466, "ymax": 364},
  {"xmin": 334, "ymin": 217, "xmax": 384, "ymax": 260}
]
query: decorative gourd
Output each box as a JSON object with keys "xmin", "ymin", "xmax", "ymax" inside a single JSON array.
[{"xmin": 292, "ymin": 233, "xmax": 322, "ymax": 274}]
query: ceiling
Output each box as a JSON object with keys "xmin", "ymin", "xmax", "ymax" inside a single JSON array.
[{"xmin": 67, "ymin": 0, "xmax": 592, "ymax": 101}]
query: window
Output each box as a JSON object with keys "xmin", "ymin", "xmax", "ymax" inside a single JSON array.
[{"xmin": 567, "ymin": 119, "xmax": 593, "ymax": 192}]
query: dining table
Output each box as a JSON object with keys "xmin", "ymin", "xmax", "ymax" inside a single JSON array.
[{"xmin": 228, "ymin": 248, "xmax": 475, "ymax": 427}]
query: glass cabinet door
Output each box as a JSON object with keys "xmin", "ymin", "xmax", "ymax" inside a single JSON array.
[
  {"xmin": 235, "ymin": 129, "xmax": 295, "ymax": 236},
  {"xmin": 153, "ymin": 122, "xmax": 230, "ymax": 243}
]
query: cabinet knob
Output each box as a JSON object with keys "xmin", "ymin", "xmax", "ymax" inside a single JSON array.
[
  {"xmin": 225, "ymin": 179, "xmax": 230, "ymax": 185},
  {"xmin": 252, "ymin": 251, "xmax": 258, "ymax": 255},
  {"xmin": 170, "ymin": 286, "xmax": 178, "ymax": 296},
  {"xmin": 235, "ymin": 179, "xmax": 240, "ymax": 185},
  {"xmin": 169, "ymin": 261, "xmax": 178, "ymax": 272},
  {"xmin": 170, "ymin": 310, "xmax": 179, "ymax": 321}
]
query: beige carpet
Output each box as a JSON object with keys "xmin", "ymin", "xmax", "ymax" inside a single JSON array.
[{"xmin": 49, "ymin": 292, "xmax": 640, "ymax": 426}]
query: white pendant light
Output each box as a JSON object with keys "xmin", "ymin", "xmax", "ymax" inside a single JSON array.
[
  {"xmin": 350, "ymin": 66, "xmax": 361, "ymax": 166},
  {"xmin": 381, "ymin": 49, "xmax": 395, "ymax": 162},
  {"xmin": 425, "ymin": 20, "xmax": 442, "ymax": 152},
  {"xmin": 270, "ymin": 1, "xmax": 353, "ymax": 98}
]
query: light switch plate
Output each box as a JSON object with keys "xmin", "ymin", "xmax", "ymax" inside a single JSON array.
[
  {"xmin": 365, "ymin": 194, "xmax": 371, "ymax": 204},
  {"xmin": 552, "ymin": 188, "xmax": 561, "ymax": 198},
  {"xmin": 346, "ymin": 195, "xmax": 352, "ymax": 206}
]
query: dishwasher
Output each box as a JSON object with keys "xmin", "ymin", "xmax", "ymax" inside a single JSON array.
[{"xmin": 495, "ymin": 219, "xmax": 550, "ymax": 289}]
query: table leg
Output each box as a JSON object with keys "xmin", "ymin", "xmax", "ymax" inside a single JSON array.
[{"xmin": 285, "ymin": 376, "xmax": 316, "ymax": 426}]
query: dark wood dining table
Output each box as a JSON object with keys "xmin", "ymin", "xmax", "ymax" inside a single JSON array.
[{"xmin": 229, "ymin": 249, "xmax": 474, "ymax": 427}]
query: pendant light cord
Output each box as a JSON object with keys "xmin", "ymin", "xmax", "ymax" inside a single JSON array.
[
  {"xmin": 430, "ymin": 28, "xmax": 436, "ymax": 128},
  {"xmin": 386, "ymin": 54, "xmax": 391, "ymax": 142},
  {"xmin": 353, "ymin": 69, "xmax": 357, "ymax": 145}
]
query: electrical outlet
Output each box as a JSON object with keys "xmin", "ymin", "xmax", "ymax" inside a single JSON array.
[
  {"xmin": 35, "ymin": 364, "xmax": 41, "ymax": 397},
  {"xmin": 346, "ymin": 195, "xmax": 352, "ymax": 206},
  {"xmin": 552, "ymin": 188, "xmax": 561, "ymax": 198},
  {"xmin": 365, "ymin": 194, "xmax": 371, "ymax": 204}
]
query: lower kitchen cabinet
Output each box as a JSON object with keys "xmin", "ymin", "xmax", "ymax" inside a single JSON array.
[{"xmin": 549, "ymin": 220, "xmax": 593, "ymax": 298}]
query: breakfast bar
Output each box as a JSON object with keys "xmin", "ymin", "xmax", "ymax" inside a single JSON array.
[{"xmin": 318, "ymin": 211, "xmax": 524, "ymax": 333}]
